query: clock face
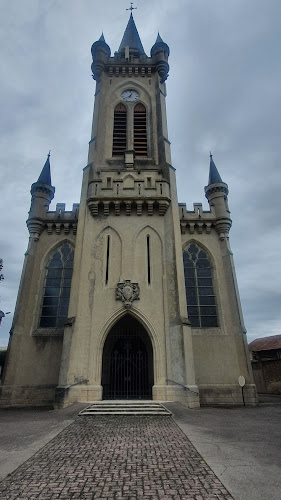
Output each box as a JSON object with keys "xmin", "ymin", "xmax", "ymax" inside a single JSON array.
[{"xmin": 121, "ymin": 90, "xmax": 139, "ymax": 102}]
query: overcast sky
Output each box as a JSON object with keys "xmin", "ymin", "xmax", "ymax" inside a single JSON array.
[{"xmin": 0, "ymin": 0, "xmax": 280, "ymax": 346}]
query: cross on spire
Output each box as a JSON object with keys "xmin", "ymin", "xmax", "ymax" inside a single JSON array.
[{"xmin": 126, "ymin": 2, "xmax": 137, "ymax": 13}]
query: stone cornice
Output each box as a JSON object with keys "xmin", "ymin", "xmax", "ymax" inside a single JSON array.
[{"xmin": 88, "ymin": 196, "xmax": 170, "ymax": 217}]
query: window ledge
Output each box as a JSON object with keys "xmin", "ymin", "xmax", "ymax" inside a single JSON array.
[
  {"xmin": 191, "ymin": 327, "xmax": 225, "ymax": 336},
  {"xmin": 32, "ymin": 328, "xmax": 64, "ymax": 337}
]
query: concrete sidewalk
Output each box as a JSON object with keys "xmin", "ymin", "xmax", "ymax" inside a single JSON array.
[
  {"xmin": 0, "ymin": 401, "xmax": 280, "ymax": 499},
  {"xmin": 0, "ymin": 403, "xmax": 84, "ymax": 481},
  {"xmin": 166, "ymin": 402, "xmax": 281, "ymax": 500}
]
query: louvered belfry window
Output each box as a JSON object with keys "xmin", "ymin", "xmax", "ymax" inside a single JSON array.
[
  {"xmin": 112, "ymin": 103, "xmax": 127, "ymax": 156},
  {"xmin": 134, "ymin": 103, "xmax": 147, "ymax": 157}
]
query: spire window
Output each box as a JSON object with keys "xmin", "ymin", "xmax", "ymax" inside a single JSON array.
[
  {"xmin": 183, "ymin": 243, "xmax": 218, "ymax": 328},
  {"xmin": 112, "ymin": 104, "xmax": 127, "ymax": 156},
  {"xmin": 134, "ymin": 103, "xmax": 147, "ymax": 157},
  {"xmin": 39, "ymin": 243, "xmax": 74, "ymax": 328}
]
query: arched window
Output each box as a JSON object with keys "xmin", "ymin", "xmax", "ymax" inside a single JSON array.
[
  {"xmin": 183, "ymin": 243, "xmax": 218, "ymax": 328},
  {"xmin": 39, "ymin": 243, "xmax": 74, "ymax": 328},
  {"xmin": 134, "ymin": 103, "xmax": 147, "ymax": 156},
  {"xmin": 112, "ymin": 103, "xmax": 127, "ymax": 156}
]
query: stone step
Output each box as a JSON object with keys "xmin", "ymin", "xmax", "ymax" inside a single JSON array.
[{"xmin": 79, "ymin": 402, "xmax": 172, "ymax": 416}]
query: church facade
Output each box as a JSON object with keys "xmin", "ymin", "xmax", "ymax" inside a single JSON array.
[{"xmin": 0, "ymin": 14, "xmax": 257, "ymax": 408}]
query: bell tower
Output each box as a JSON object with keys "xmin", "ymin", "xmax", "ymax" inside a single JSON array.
[{"xmin": 56, "ymin": 12, "xmax": 200, "ymax": 407}]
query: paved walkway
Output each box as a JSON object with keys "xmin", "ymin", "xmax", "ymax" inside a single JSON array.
[{"xmin": 0, "ymin": 415, "xmax": 233, "ymax": 500}]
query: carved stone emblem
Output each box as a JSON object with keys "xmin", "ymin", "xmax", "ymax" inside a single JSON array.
[{"xmin": 116, "ymin": 280, "xmax": 140, "ymax": 308}]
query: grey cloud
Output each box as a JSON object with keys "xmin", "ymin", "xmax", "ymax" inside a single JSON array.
[{"xmin": 0, "ymin": 0, "xmax": 280, "ymax": 345}]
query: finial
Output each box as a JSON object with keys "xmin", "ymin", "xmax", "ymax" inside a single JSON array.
[
  {"xmin": 48, "ymin": 150, "xmax": 51, "ymax": 159},
  {"xmin": 210, "ymin": 151, "xmax": 213, "ymax": 159},
  {"xmin": 126, "ymin": 2, "xmax": 137, "ymax": 13}
]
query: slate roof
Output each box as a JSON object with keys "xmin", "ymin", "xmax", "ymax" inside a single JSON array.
[
  {"xmin": 248, "ymin": 335, "xmax": 281, "ymax": 351},
  {"xmin": 118, "ymin": 13, "xmax": 145, "ymax": 55},
  {"xmin": 208, "ymin": 154, "xmax": 223, "ymax": 185},
  {"xmin": 37, "ymin": 153, "xmax": 52, "ymax": 186}
]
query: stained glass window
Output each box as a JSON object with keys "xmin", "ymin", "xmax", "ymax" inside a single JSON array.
[
  {"xmin": 39, "ymin": 243, "xmax": 74, "ymax": 328},
  {"xmin": 183, "ymin": 243, "xmax": 218, "ymax": 328}
]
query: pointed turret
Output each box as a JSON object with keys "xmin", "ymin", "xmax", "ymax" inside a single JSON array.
[
  {"xmin": 91, "ymin": 33, "xmax": 111, "ymax": 81},
  {"xmin": 150, "ymin": 32, "xmax": 169, "ymax": 82},
  {"xmin": 118, "ymin": 13, "xmax": 146, "ymax": 56},
  {"xmin": 27, "ymin": 154, "xmax": 55, "ymax": 240},
  {"xmin": 204, "ymin": 154, "xmax": 231, "ymax": 240},
  {"xmin": 37, "ymin": 152, "xmax": 52, "ymax": 185},
  {"xmin": 151, "ymin": 32, "xmax": 170, "ymax": 57},
  {"xmin": 208, "ymin": 153, "xmax": 223, "ymax": 185}
]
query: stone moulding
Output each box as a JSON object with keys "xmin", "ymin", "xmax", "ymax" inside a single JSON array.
[
  {"xmin": 87, "ymin": 197, "xmax": 170, "ymax": 217},
  {"xmin": 116, "ymin": 280, "xmax": 140, "ymax": 308},
  {"xmin": 32, "ymin": 328, "xmax": 64, "ymax": 337}
]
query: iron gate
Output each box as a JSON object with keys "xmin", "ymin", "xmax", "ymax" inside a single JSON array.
[{"xmin": 102, "ymin": 317, "xmax": 153, "ymax": 400}]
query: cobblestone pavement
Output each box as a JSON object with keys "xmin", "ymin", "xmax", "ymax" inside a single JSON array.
[{"xmin": 0, "ymin": 416, "xmax": 233, "ymax": 500}]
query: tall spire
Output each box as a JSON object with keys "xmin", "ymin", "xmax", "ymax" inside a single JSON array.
[
  {"xmin": 118, "ymin": 13, "xmax": 145, "ymax": 55},
  {"xmin": 37, "ymin": 152, "xmax": 52, "ymax": 186},
  {"xmin": 208, "ymin": 152, "xmax": 223, "ymax": 185}
]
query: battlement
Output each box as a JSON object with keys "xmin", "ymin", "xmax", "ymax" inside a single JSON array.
[
  {"xmin": 178, "ymin": 202, "xmax": 215, "ymax": 235},
  {"xmin": 27, "ymin": 203, "xmax": 79, "ymax": 240},
  {"xmin": 48, "ymin": 203, "xmax": 79, "ymax": 219},
  {"xmin": 44, "ymin": 203, "xmax": 79, "ymax": 235}
]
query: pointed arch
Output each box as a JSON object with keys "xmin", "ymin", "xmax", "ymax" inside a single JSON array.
[
  {"xmin": 97, "ymin": 306, "xmax": 164, "ymax": 384},
  {"xmin": 101, "ymin": 314, "xmax": 154, "ymax": 399},
  {"xmin": 182, "ymin": 238, "xmax": 217, "ymax": 270},
  {"xmin": 183, "ymin": 241, "xmax": 218, "ymax": 328},
  {"xmin": 39, "ymin": 242, "xmax": 74, "ymax": 328},
  {"xmin": 134, "ymin": 102, "xmax": 147, "ymax": 156},
  {"xmin": 94, "ymin": 226, "xmax": 122, "ymax": 286},
  {"xmin": 134, "ymin": 225, "xmax": 163, "ymax": 286},
  {"xmin": 123, "ymin": 174, "xmax": 135, "ymax": 189},
  {"xmin": 112, "ymin": 103, "xmax": 127, "ymax": 156}
]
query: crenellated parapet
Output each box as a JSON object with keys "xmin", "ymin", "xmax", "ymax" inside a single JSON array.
[
  {"xmin": 179, "ymin": 203, "xmax": 214, "ymax": 235},
  {"xmin": 179, "ymin": 200, "xmax": 232, "ymax": 240},
  {"xmin": 27, "ymin": 203, "xmax": 79, "ymax": 241}
]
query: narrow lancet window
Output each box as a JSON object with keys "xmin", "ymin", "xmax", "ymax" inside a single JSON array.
[
  {"xmin": 40, "ymin": 243, "xmax": 74, "ymax": 328},
  {"xmin": 183, "ymin": 243, "xmax": 218, "ymax": 328},
  {"xmin": 112, "ymin": 103, "xmax": 127, "ymax": 156},
  {"xmin": 105, "ymin": 235, "xmax": 110, "ymax": 285},
  {"xmin": 147, "ymin": 235, "xmax": 151, "ymax": 285},
  {"xmin": 134, "ymin": 103, "xmax": 147, "ymax": 157}
]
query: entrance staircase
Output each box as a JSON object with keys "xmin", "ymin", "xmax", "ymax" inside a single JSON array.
[{"xmin": 79, "ymin": 402, "xmax": 171, "ymax": 416}]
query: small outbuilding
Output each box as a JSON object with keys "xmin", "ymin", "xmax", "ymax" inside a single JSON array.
[{"xmin": 249, "ymin": 335, "xmax": 281, "ymax": 394}]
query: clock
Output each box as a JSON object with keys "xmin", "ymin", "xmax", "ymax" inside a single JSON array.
[{"xmin": 121, "ymin": 90, "xmax": 139, "ymax": 102}]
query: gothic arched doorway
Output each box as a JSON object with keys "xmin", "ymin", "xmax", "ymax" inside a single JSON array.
[{"xmin": 102, "ymin": 316, "xmax": 153, "ymax": 399}]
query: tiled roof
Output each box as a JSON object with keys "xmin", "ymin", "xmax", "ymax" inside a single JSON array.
[{"xmin": 248, "ymin": 335, "xmax": 281, "ymax": 351}]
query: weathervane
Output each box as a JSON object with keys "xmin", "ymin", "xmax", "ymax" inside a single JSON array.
[{"xmin": 126, "ymin": 2, "xmax": 137, "ymax": 13}]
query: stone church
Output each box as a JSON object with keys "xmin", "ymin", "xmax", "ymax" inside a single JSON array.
[{"xmin": 1, "ymin": 14, "xmax": 257, "ymax": 408}]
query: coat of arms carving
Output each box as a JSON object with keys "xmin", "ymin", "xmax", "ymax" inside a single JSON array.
[{"xmin": 116, "ymin": 280, "xmax": 140, "ymax": 308}]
